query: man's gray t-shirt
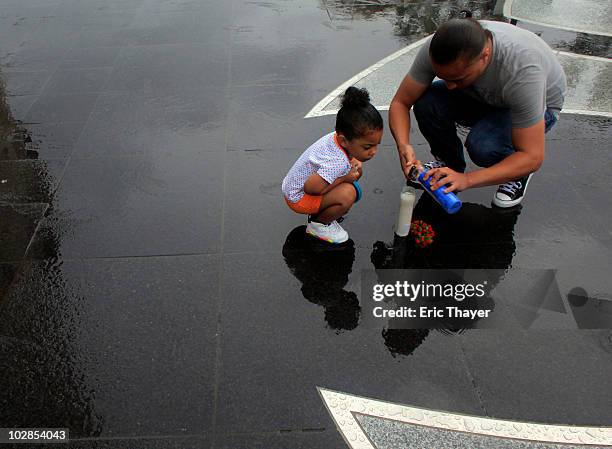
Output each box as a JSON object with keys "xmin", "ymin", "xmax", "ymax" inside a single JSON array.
[{"xmin": 409, "ymin": 20, "xmax": 567, "ymax": 128}]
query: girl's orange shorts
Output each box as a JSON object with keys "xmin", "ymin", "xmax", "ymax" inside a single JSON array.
[{"xmin": 284, "ymin": 194, "xmax": 322, "ymax": 215}]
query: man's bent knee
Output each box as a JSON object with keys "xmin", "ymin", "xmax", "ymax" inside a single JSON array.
[{"xmin": 466, "ymin": 137, "xmax": 514, "ymax": 167}]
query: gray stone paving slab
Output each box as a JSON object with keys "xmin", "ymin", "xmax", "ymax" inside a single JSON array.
[
  {"xmin": 356, "ymin": 414, "xmax": 612, "ymax": 449},
  {"xmin": 512, "ymin": 237, "xmax": 612, "ymax": 306},
  {"xmin": 67, "ymin": 437, "xmax": 209, "ymax": 449},
  {"xmin": 24, "ymin": 92, "xmax": 100, "ymax": 124},
  {"xmin": 537, "ymin": 133, "xmax": 612, "ymax": 236},
  {"xmin": 509, "ymin": 168, "xmax": 609, "ymax": 242},
  {"xmin": 70, "ymin": 89, "xmax": 228, "ymax": 158},
  {"xmin": 22, "ymin": 121, "xmax": 87, "ymax": 161},
  {"xmin": 0, "ymin": 255, "xmax": 220, "ymax": 437},
  {"xmin": 230, "ymin": 0, "xmax": 405, "ymax": 89},
  {"xmin": 225, "ymin": 84, "xmax": 330, "ymax": 152},
  {"xmin": 28, "ymin": 152, "xmax": 224, "ymax": 258},
  {"xmin": 459, "ymin": 329, "xmax": 612, "ymax": 425},
  {"xmin": 0, "ymin": 203, "xmax": 47, "ymax": 262},
  {"xmin": 45, "ymin": 68, "xmax": 114, "ymax": 94},
  {"xmin": 104, "ymin": 43, "xmax": 229, "ymax": 93},
  {"xmin": 4, "ymin": 94, "xmax": 37, "ymax": 121},
  {"xmin": 214, "ymin": 430, "xmax": 345, "ymax": 449},
  {"xmin": 0, "ymin": 263, "xmax": 19, "ymax": 301},
  {"xmin": 1, "ymin": 69, "xmax": 51, "ymax": 96},
  {"xmin": 60, "ymin": 46, "xmax": 122, "ymax": 69},
  {"xmin": 67, "ymin": 12, "xmax": 140, "ymax": 49},
  {"xmin": 126, "ymin": 8, "xmax": 232, "ymax": 46},
  {"xmin": 0, "ymin": 159, "xmax": 65, "ymax": 203}
]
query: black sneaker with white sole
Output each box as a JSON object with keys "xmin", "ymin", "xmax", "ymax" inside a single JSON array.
[
  {"xmin": 406, "ymin": 159, "xmax": 446, "ymax": 189},
  {"xmin": 492, "ymin": 173, "xmax": 533, "ymax": 208}
]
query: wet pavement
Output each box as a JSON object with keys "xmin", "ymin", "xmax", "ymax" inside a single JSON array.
[
  {"xmin": 0, "ymin": 1, "xmax": 611, "ymax": 448},
  {"xmin": 504, "ymin": 0, "xmax": 612, "ymax": 37}
]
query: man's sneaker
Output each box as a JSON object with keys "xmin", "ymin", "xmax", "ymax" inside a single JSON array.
[
  {"xmin": 306, "ymin": 220, "xmax": 349, "ymax": 244},
  {"xmin": 407, "ymin": 159, "xmax": 446, "ymax": 189},
  {"xmin": 492, "ymin": 173, "xmax": 533, "ymax": 208},
  {"xmin": 422, "ymin": 159, "xmax": 447, "ymax": 171}
]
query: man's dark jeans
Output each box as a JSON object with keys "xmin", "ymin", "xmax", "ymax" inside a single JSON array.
[{"xmin": 413, "ymin": 80, "xmax": 559, "ymax": 173}]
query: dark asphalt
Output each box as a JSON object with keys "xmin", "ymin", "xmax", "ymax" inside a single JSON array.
[{"xmin": 1, "ymin": 1, "xmax": 611, "ymax": 448}]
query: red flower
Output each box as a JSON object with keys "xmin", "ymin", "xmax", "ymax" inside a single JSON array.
[{"xmin": 410, "ymin": 220, "xmax": 435, "ymax": 248}]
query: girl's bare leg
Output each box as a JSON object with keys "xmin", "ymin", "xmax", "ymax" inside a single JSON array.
[{"xmin": 311, "ymin": 183, "xmax": 356, "ymax": 224}]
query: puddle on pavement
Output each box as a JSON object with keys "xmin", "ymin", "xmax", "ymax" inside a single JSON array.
[
  {"xmin": 282, "ymin": 192, "xmax": 520, "ymax": 355},
  {"xmin": 283, "ymin": 226, "xmax": 361, "ymax": 333}
]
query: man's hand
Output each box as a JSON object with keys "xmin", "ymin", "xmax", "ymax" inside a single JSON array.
[
  {"xmin": 423, "ymin": 167, "xmax": 471, "ymax": 193},
  {"xmin": 397, "ymin": 143, "xmax": 417, "ymax": 178}
]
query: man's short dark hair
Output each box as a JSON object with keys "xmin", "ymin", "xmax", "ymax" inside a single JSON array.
[{"xmin": 430, "ymin": 18, "xmax": 491, "ymax": 66}]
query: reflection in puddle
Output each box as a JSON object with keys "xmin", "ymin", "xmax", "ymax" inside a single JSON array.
[
  {"xmin": 281, "ymin": 192, "xmax": 522, "ymax": 356},
  {"xmin": 372, "ymin": 193, "xmax": 521, "ymax": 355},
  {"xmin": 282, "ymin": 226, "xmax": 360, "ymax": 333},
  {"xmin": 373, "ymin": 193, "xmax": 520, "ymax": 270}
]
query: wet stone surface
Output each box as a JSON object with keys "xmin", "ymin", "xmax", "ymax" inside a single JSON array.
[
  {"xmin": 0, "ymin": 255, "xmax": 220, "ymax": 436},
  {"xmin": 0, "ymin": 0, "xmax": 611, "ymax": 448},
  {"xmin": 0, "ymin": 203, "xmax": 48, "ymax": 262},
  {"xmin": 356, "ymin": 413, "xmax": 612, "ymax": 449}
]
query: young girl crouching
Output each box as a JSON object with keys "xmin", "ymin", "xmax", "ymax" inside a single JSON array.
[{"xmin": 282, "ymin": 87, "xmax": 383, "ymax": 244}]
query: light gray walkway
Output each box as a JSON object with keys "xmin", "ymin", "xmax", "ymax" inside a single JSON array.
[
  {"xmin": 319, "ymin": 388, "xmax": 612, "ymax": 449},
  {"xmin": 306, "ymin": 36, "xmax": 612, "ymax": 118},
  {"xmin": 503, "ymin": 0, "xmax": 612, "ymax": 37}
]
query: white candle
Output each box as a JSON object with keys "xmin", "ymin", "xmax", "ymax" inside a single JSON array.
[{"xmin": 395, "ymin": 186, "xmax": 416, "ymax": 237}]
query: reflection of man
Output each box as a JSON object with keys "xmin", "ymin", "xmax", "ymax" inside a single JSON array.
[
  {"xmin": 390, "ymin": 16, "xmax": 566, "ymax": 207},
  {"xmin": 373, "ymin": 194, "xmax": 521, "ymax": 356}
]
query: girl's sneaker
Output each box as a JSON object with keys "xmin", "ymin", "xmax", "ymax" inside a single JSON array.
[{"xmin": 306, "ymin": 220, "xmax": 349, "ymax": 244}]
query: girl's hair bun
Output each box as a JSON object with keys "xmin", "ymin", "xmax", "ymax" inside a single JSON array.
[
  {"xmin": 336, "ymin": 86, "xmax": 382, "ymax": 140},
  {"xmin": 340, "ymin": 86, "xmax": 370, "ymax": 109}
]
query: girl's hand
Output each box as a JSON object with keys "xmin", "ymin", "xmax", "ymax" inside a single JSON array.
[
  {"xmin": 352, "ymin": 159, "xmax": 363, "ymax": 177},
  {"xmin": 345, "ymin": 169, "xmax": 360, "ymax": 182}
]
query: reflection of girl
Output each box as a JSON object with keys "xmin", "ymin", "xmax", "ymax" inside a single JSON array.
[{"xmin": 282, "ymin": 226, "xmax": 360, "ymax": 332}]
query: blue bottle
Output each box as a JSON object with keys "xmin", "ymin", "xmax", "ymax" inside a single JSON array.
[{"xmin": 409, "ymin": 166, "xmax": 462, "ymax": 214}]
